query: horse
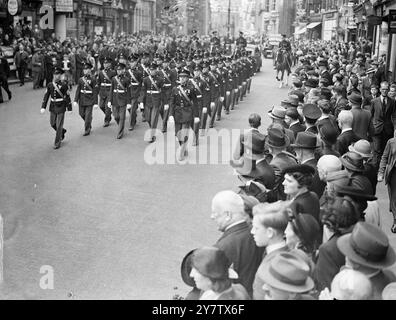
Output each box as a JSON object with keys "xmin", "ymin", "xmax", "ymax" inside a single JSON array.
[{"xmin": 275, "ymin": 49, "xmax": 292, "ymax": 88}]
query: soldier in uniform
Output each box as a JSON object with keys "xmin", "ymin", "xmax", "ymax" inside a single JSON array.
[
  {"xmin": 168, "ymin": 67, "xmax": 197, "ymax": 161},
  {"xmin": 216, "ymin": 57, "xmax": 227, "ymax": 120},
  {"xmin": 189, "ymin": 64, "xmax": 205, "ymax": 146},
  {"xmin": 210, "ymin": 31, "xmax": 221, "ymax": 53},
  {"xmin": 199, "ymin": 61, "xmax": 213, "ymax": 134},
  {"xmin": 109, "ymin": 62, "xmax": 132, "ymax": 139},
  {"xmin": 97, "ymin": 57, "xmax": 116, "ymax": 127},
  {"xmin": 224, "ymin": 56, "xmax": 236, "ymax": 113},
  {"xmin": 208, "ymin": 58, "xmax": 222, "ymax": 128},
  {"xmin": 139, "ymin": 62, "xmax": 164, "ymax": 143},
  {"xmin": 40, "ymin": 67, "xmax": 72, "ymax": 149},
  {"xmin": 236, "ymin": 31, "xmax": 247, "ymax": 50},
  {"xmin": 127, "ymin": 54, "xmax": 143, "ymax": 131},
  {"xmin": 74, "ymin": 62, "xmax": 98, "ymax": 136},
  {"xmin": 160, "ymin": 56, "xmax": 178, "ymax": 133}
]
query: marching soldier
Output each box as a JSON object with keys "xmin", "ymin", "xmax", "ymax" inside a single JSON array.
[
  {"xmin": 139, "ymin": 62, "xmax": 164, "ymax": 143},
  {"xmin": 168, "ymin": 67, "xmax": 197, "ymax": 161},
  {"xmin": 109, "ymin": 62, "xmax": 132, "ymax": 139},
  {"xmin": 127, "ymin": 54, "xmax": 143, "ymax": 131},
  {"xmin": 199, "ymin": 61, "xmax": 213, "ymax": 134},
  {"xmin": 97, "ymin": 57, "xmax": 116, "ymax": 127},
  {"xmin": 224, "ymin": 56, "xmax": 236, "ymax": 114},
  {"xmin": 210, "ymin": 31, "xmax": 221, "ymax": 53},
  {"xmin": 160, "ymin": 56, "xmax": 178, "ymax": 133},
  {"xmin": 216, "ymin": 58, "xmax": 227, "ymax": 120},
  {"xmin": 208, "ymin": 58, "xmax": 222, "ymax": 128},
  {"xmin": 74, "ymin": 62, "xmax": 99, "ymax": 136},
  {"xmin": 40, "ymin": 67, "xmax": 72, "ymax": 149},
  {"xmin": 189, "ymin": 64, "xmax": 205, "ymax": 146},
  {"xmin": 236, "ymin": 31, "xmax": 247, "ymax": 50}
]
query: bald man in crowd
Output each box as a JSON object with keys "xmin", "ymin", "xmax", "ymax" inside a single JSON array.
[
  {"xmin": 211, "ymin": 191, "xmax": 264, "ymax": 297},
  {"xmin": 336, "ymin": 110, "xmax": 360, "ymax": 156}
]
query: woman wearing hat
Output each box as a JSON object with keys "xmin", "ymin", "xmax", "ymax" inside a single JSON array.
[
  {"xmin": 378, "ymin": 129, "xmax": 396, "ymax": 233},
  {"xmin": 185, "ymin": 247, "xmax": 250, "ymax": 300},
  {"xmin": 282, "ymin": 164, "xmax": 320, "ymax": 223},
  {"xmin": 285, "ymin": 213, "xmax": 320, "ymax": 264}
]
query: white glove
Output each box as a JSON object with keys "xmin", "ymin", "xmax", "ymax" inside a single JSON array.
[
  {"xmin": 93, "ymin": 104, "xmax": 99, "ymax": 109},
  {"xmin": 194, "ymin": 117, "xmax": 200, "ymax": 123},
  {"xmin": 168, "ymin": 116, "xmax": 175, "ymax": 123},
  {"xmin": 127, "ymin": 104, "xmax": 132, "ymax": 110},
  {"xmin": 72, "ymin": 102, "xmax": 78, "ymax": 109},
  {"xmin": 107, "ymin": 102, "xmax": 112, "ymax": 108},
  {"xmin": 220, "ymin": 97, "xmax": 225, "ymax": 102},
  {"xmin": 40, "ymin": 108, "xmax": 45, "ymax": 114},
  {"xmin": 139, "ymin": 102, "xmax": 144, "ymax": 110}
]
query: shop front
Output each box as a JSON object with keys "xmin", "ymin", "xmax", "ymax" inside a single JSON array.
[
  {"xmin": 322, "ymin": 11, "xmax": 338, "ymax": 41},
  {"xmin": 80, "ymin": 0, "xmax": 103, "ymax": 37}
]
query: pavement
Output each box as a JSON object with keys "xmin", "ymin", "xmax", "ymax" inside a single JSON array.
[{"xmin": 0, "ymin": 58, "xmax": 395, "ymax": 300}]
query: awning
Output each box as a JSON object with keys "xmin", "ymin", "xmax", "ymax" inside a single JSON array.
[
  {"xmin": 295, "ymin": 27, "xmax": 307, "ymax": 35},
  {"xmin": 306, "ymin": 22, "xmax": 322, "ymax": 29}
]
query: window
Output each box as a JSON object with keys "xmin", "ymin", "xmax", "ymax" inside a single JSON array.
[
  {"xmin": 265, "ymin": 0, "xmax": 270, "ymax": 12},
  {"xmin": 271, "ymin": 0, "xmax": 276, "ymax": 11}
]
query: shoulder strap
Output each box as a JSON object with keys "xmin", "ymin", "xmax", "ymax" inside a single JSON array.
[
  {"xmin": 102, "ymin": 70, "xmax": 112, "ymax": 82},
  {"xmin": 52, "ymin": 82, "xmax": 64, "ymax": 99},
  {"xmin": 81, "ymin": 77, "xmax": 93, "ymax": 91},
  {"xmin": 178, "ymin": 85, "xmax": 192, "ymax": 104},
  {"xmin": 115, "ymin": 76, "xmax": 126, "ymax": 90},
  {"xmin": 161, "ymin": 70, "xmax": 171, "ymax": 83},
  {"xmin": 190, "ymin": 79, "xmax": 202, "ymax": 95},
  {"xmin": 148, "ymin": 75, "xmax": 160, "ymax": 91},
  {"xmin": 128, "ymin": 69, "xmax": 139, "ymax": 83}
]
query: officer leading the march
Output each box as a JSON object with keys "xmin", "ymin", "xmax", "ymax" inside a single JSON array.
[
  {"xmin": 40, "ymin": 67, "xmax": 72, "ymax": 149},
  {"xmin": 168, "ymin": 67, "xmax": 197, "ymax": 161}
]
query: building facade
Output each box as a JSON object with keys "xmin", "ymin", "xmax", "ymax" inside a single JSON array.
[
  {"xmin": 210, "ymin": 0, "xmax": 241, "ymax": 38},
  {"xmin": 256, "ymin": 0, "xmax": 296, "ymax": 39}
]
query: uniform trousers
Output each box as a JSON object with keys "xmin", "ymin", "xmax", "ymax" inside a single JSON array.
[
  {"xmin": 99, "ymin": 95, "xmax": 112, "ymax": 124},
  {"xmin": 50, "ymin": 111, "xmax": 65, "ymax": 147},
  {"xmin": 209, "ymin": 97, "xmax": 220, "ymax": 127},
  {"xmin": 175, "ymin": 122, "xmax": 191, "ymax": 143},
  {"xmin": 145, "ymin": 104, "xmax": 162, "ymax": 138},
  {"xmin": 79, "ymin": 105, "xmax": 93, "ymax": 133},
  {"xmin": 128, "ymin": 97, "xmax": 140, "ymax": 128},
  {"xmin": 112, "ymin": 105, "xmax": 127, "ymax": 139}
]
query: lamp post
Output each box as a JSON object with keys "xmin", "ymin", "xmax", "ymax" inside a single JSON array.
[{"xmin": 227, "ymin": 0, "xmax": 231, "ymax": 52}]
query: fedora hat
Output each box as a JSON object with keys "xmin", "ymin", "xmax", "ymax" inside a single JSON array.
[
  {"xmin": 191, "ymin": 247, "xmax": 238, "ymax": 280},
  {"xmin": 335, "ymin": 185, "xmax": 377, "ymax": 202},
  {"xmin": 287, "ymin": 95, "xmax": 299, "ymax": 107},
  {"xmin": 291, "ymin": 132, "xmax": 318, "ymax": 149},
  {"xmin": 340, "ymin": 152, "xmax": 365, "ymax": 173},
  {"xmin": 303, "ymin": 104, "xmax": 321, "ymax": 121},
  {"xmin": 266, "ymin": 127, "xmax": 290, "ymax": 149},
  {"xmin": 319, "ymin": 124, "xmax": 338, "ymax": 145},
  {"xmin": 259, "ymin": 252, "xmax": 314, "ymax": 293},
  {"xmin": 268, "ymin": 106, "xmax": 286, "ymax": 120},
  {"xmin": 348, "ymin": 140, "xmax": 372, "ymax": 159},
  {"xmin": 337, "ymin": 222, "xmax": 396, "ymax": 269},
  {"xmin": 348, "ymin": 93, "xmax": 362, "ymax": 105}
]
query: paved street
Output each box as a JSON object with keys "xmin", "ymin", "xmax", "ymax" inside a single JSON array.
[{"xmin": 0, "ymin": 58, "xmax": 395, "ymax": 300}]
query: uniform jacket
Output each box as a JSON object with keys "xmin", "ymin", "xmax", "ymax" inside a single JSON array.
[
  {"xmin": 200, "ymin": 72, "xmax": 213, "ymax": 105},
  {"xmin": 126, "ymin": 67, "xmax": 143, "ymax": 99},
  {"xmin": 139, "ymin": 73, "xmax": 164, "ymax": 108},
  {"xmin": 208, "ymin": 70, "xmax": 221, "ymax": 100},
  {"xmin": 74, "ymin": 75, "xmax": 99, "ymax": 106},
  {"xmin": 371, "ymin": 96, "xmax": 396, "ymax": 136},
  {"xmin": 169, "ymin": 82, "xmax": 196, "ymax": 123},
  {"xmin": 41, "ymin": 80, "xmax": 72, "ymax": 114},
  {"xmin": 215, "ymin": 221, "xmax": 265, "ymax": 297},
  {"xmin": 97, "ymin": 68, "xmax": 117, "ymax": 99},
  {"xmin": 109, "ymin": 74, "xmax": 131, "ymax": 107},
  {"xmin": 189, "ymin": 77, "xmax": 204, "ymax": 114}
]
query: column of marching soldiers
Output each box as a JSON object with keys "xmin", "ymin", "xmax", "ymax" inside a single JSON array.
[{"xmin": 40, "ymin": 46, "xmax": 258, "ymax": 158}]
